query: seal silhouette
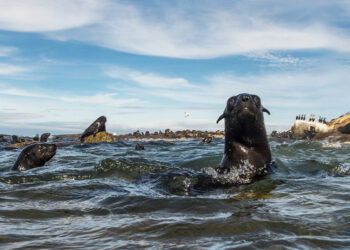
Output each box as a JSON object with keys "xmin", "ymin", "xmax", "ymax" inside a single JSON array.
[
  {"xmin": 12, "ymin": 143, "xmax": 57, "ymax": 171},
  {"xmin": 80, "ymin": 116, "xmax": 107, "ymax": 142},
  {"xmin": 40, "ymin": 133, "xmax": 51, "ymax": 142},
  {"xmin": 202, "ymin": 93, "xmax": 272, "ymax": 186}
]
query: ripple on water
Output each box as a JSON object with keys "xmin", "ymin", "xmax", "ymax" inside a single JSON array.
[{"xmin": 1, "ymin": 139, "xmax": 350, "ymax": 248}]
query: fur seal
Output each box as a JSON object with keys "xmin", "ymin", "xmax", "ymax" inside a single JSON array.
[
  {"xmin": 12, "ymin": 143, "xmax": 57, "ymax": 171},
  {"xmin": 40, "ymin": 133, "xmax": 51, "ymax": 142},
  {"xmin": 202, "ymin": 136, "xmax": 212, "ymax": 143},
  {"xmin": 338, "ymin": 123, "xmax": 350, "ymax": 134},
  {"xmin": 33, "ymin": 134, "xmax": 39, "ymax": 141},
  {"xmin": 202, "ymin": 93, "xmax": 272, "ymax": 186},
  {"xmin": 135, "ymin": 143, "xmax": 145, "ymax": 150},
  {"xmin": 80, "ymin": 116, "xmax": 107, "ymax": 142}
]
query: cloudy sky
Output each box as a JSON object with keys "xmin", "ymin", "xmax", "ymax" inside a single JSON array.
[{"xmin": 0, "ymin": 0, "xmax": 349, "ymax": 135}]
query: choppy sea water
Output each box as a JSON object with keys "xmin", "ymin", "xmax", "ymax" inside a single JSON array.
[{"xmin": 0, "ymin": 138, "xmax": 350, "ymax": 249}]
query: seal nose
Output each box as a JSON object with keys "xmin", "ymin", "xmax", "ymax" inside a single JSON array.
[{"xmin": 241, "ymin": 95, "xmax": 250, "ymax": 102}]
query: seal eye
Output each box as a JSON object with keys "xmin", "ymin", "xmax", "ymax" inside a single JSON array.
[
  {"xmin": 252, "ymin": 95, "xmax": 261, "ymax": 108},
  {"xmin": 227, "ymin": 97, "xmax": 236, "ymax": 111}
]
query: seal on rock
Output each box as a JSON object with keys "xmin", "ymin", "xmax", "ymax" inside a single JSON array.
[
  {"xmin": 12, "ymin": 143, "xmax": 57, "ymax": 171},
  {"xmin": 80, "ymin": 116, "xmax": 107, "ymax": 142},
  {"xmin": 202, "ymin": 93, "xmax": 272, "ymax": 186},
  {"xmin": 338, "ymin": 123, "xmax": 350, "ymax": 134}
]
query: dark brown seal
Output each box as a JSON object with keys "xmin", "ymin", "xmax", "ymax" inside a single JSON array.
[
  {"xmin": 203, "ymin": 93, "xmax": 272, "ymax": 186},
  {"xmin": 80, "ymin": 116, "xmax": 107, "ymax": 142},
  {"xmin": 12, "ymin": 143, "xmax": 57, "ymax": 171},
  {"xmin": 135, "ymin": 143, "xmax": 145, "ymax": 150}
]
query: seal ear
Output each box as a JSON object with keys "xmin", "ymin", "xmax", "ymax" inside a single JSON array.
[
  {"xmin": 216, "ymin": 113, "xmax": 225, "ymax": 124},
  {"xmin": 262, "ymin": 107, "xmax": 270, "ymax": 115}
]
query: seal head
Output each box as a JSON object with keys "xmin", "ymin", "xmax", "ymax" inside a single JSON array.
[
  {"xmin": 12, "ymin": 143, "xmax": 57, "ymax": 171},
  {"xmin": 206, "ymin": 93, "xmax": 271, "ymax": 186},
  {"xmin": 80, "ymin": 116, "xmax": 107, "ymax": 142},
  {"xmin": 40, "ymin": 133, "xmax": 51, "ymax": 142}
]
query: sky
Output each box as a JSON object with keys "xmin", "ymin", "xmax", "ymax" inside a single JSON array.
[{"xmin": 0, "ymin": 0, "xmax": 349, "ymax": 136}]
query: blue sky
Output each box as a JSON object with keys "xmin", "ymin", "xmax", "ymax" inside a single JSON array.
[{"xmin": 0, "ymin": 0, "xmax": 349, "ymax": 136}]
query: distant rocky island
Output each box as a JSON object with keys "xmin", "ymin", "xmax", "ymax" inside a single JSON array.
[
  {"xmin": 53, "ymin": 129, "xmax": 225, "ymax": 141},
  {"xmin": 271, "ymin": 112, "xmax": 350, "ymax": 142}
]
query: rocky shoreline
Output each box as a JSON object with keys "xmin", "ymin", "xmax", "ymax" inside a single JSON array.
[{"xmin": 53, "ymin": 129, "xmax": 225, "ymax": 141}]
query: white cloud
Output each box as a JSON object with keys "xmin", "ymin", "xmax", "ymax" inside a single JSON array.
[
  {"xmin": 0, "ymin": 1, "xmax": 350, "ymax": 58},
  {"xmin": 106, "ymin": 66, "xmax": 195, "ymax": 89},
  {"xmin": 0, "ymin": 46, "xmax": 17, "ymax": 57},
  {"xmin": 0, "ymin": 0, "xmax": 103, "ymax": 32},
  {"xmin": 59, "ymin": 93, "xmax": 141, "ymax": 107},
  {"xmin": 0, "ymin": 111, "xmax": 43, "ymax": 120},
  {"xmin": 0, "ymin": 63, "xmax": 31, "ymax": 75},
  {"xmin": 0, "ymin": 87, "xmax": 50, "ymax": 98}
]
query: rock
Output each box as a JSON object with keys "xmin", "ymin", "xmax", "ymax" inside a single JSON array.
[
  {"xmin": 328, "ymin": 113, "xmax": 350, "ymax": 130},
  {"xmin": 291, "ymin": 120, "xmax": 329, "ymax": 139},
  {"xmin": 81, "ymin": 131, "xmax": 114, "ymax": 143},
  {"xmin": 12, "ymin": 135, "xmax": 21, "ymax": 143},
  {"xmin": 10, "ymin": 140, "xmax": 37, "ymax": 148}
]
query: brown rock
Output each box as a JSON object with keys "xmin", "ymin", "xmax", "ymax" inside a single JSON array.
[
  {"xmin": 327, "ymin": 113, "xmax": 350, "ymax": 130},
  {"xmin": 81, "ymin": 131, "xmax": 114, "ymax": 143}
]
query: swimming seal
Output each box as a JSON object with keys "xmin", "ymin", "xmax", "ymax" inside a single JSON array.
[
  {"xmin": 80, "ymin": 116, "xmax": 107, "ymax": 142},
  {"xmin": 40, "ymin": 133, "xmax": 51, "ymax": 142},
  {"xmin": 12, "ymin": 143, "xmax": 57, "ymax": 171},
  {"xmin": 135, "ymin": 143, "xmax": 145, "ymax": 150},
  {"xmin": 338, "ymin": 123, "xmax": 350, "ymax": 134},
  {"xmin": 202, "ymin": 93, "xmax": 272, "ymax": 186}
]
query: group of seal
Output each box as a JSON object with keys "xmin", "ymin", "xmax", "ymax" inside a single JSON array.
[{"xmin": 10, "ymin": 93, "xmax": 273, "ymax": 188}]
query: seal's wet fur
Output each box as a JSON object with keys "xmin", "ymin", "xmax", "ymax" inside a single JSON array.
[{"xmin": 12, "ymin": 143, "xmax": 57, "ymax": 171}]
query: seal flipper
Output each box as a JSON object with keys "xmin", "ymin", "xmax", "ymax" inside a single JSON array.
[
  {"xmin": 262, "ymin": 107, "xmax": 270, "ymax": 115},
  {"xmin": 216, "ymin": 114, "xmax": 225, "ymax": 124}
]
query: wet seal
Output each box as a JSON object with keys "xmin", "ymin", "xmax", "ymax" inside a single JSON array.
[
  {"xmin": 200, "ymin": 93, "xmax": 272, "ymax": 187},
  {"xmin": 135, "ymin": 143, "xmax": 145, "ymax": 150},
  {"xmin": 80, "ymin": 116, "xmax": 107, "ymax": 143},
  {"xmin": 12, "ymin": 143, "xmax": 57, "ymax": 171},
  {"xmin": 40, "ymin": 133, "xmax": 51, "ymax": 142}
]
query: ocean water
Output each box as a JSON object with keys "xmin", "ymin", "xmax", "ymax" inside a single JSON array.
[{"xmin": 0, "ymin": 138, "xmax": 350, "ymax": 249}]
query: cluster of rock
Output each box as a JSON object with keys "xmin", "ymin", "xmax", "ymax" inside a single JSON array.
[{"xmin": 115, "ymin": 129, "xmax": 224, "ymax": 140}]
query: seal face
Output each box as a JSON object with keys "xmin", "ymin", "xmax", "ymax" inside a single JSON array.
[
  {"xmin": 80, "ymin": 116, "xmax": 107, "ymax": 142},
  {"xmin": 12, "ymin": 143, "xmax": 57, "ymax": 171},
  {"xmin": 207, "ymin": 93, "xmax": 271, "ymax": 186},
  {"xmin": 338, "ymin": 123, "xmax": 350, "ymax": 134}
]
